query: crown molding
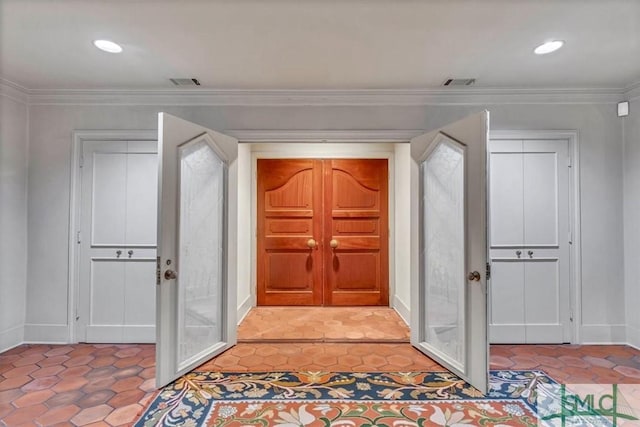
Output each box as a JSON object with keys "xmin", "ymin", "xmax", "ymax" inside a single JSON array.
[
  {"xmin": 25, "ymin": 87, "xmax": 626, "ymax": 107},
  {"xmin": 1, "ymin": 77, "xmax": 630, "ymax": 106},
  {"xmin": 624, "ymin": 80, "xmax": 640, "ymax": 101},
  {"xmin": 0, "ymin": 79, "xmax": 29, "ymax": 104}
]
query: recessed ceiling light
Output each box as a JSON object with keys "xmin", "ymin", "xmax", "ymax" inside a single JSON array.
[
  {"xmin": 93, "ymin": 39, "xmax": 123, "ymax": 53},
  {"xmin": 534, "ymin": 40, "xmax": 564, "ymax": 55}
]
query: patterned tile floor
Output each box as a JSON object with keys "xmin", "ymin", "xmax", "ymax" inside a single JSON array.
[
  {"xmin": 2, "ymin": 306, "xmax": 640, "ymax": 426},
  {"xmin": 237, "ymin": 307, "xmax": 410, "ymax": 342}
]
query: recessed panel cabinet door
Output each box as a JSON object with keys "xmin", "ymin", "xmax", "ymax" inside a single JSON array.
[{"xmin": 325, "ymin": 159, "xmax": 389, "ymax": 306}]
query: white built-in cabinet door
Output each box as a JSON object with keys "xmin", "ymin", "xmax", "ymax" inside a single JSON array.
[
  {"xmin": 489, "ymin": 139, "xmax": 571, "ymax": 343},
  {"xmin": 78, "ymin": 140, "xmax": 158, "ymax": 343}
]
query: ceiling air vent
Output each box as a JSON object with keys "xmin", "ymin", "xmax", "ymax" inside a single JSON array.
[
  {"xmin": 442, "ymin": 78, "xmax": 476, "ymax": 86},
  {"xmin": 170, "ymin": 78, "xmax": 201, "ymax": 86}
]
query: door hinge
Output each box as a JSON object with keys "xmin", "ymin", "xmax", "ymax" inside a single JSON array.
[
  {"xmin": 156, "ymin": 256, "xmax": 161, "ymax": 285},
  {"xmin": 486, "ymin": 262, "xmax": 491, "ymax": 280},
  {"xmin": 568, "ymin": 230, "xmax": 573, "ymax": 244},
  {"xmin": 567, "ymin": 155, "xmax": 572, "ymax": 168},
  {"xmin": 79, "ymin": 154, "xmax": 84, "ymax": 168},
  {"xmin": 76, "ymin": 231, "xmax": 82, "ymax": 244}
]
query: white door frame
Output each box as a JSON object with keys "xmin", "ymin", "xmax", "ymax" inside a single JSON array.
[
  {"xmin": 68, "ymin": 130, "xmax": 157, "ymax": 343},
  {"xmin": 490, "ymin": 130, "xmax": 581, "ymax": 343},
  {"xmin": 226, "ymin": 130, "xmax": 423, "ymax": 322}
]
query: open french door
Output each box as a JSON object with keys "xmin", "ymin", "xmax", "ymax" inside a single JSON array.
[
  {"xmin": 155, "ymin": 113, "xmax": 238, "ymax": 387},
  {"xmin": 410, "ymin": 111, "xmax": 489, "ymax": 393}
]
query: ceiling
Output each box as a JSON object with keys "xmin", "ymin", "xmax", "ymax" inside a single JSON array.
[{"xmin": 1, "ymin": 0, "xmax": 639, "ymax": 91}]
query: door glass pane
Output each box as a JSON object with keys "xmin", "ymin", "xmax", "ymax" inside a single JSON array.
[
  {"xmin": 422, "ymin": 138, "xmax": 465, "ymax": 370},
  {"xmin": 178, "ymin": 139, "xmax": 225, "ymax": 368}
]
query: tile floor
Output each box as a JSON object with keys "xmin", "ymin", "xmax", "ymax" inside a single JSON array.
[
  {"xmin": 238, "ymin": 307, "xmax": 410, "ymax": 342},
  {"xmin": 2, "ymin": 307, "xmax": 640, "ymax": 426},
  {"xmin": 0, "ymin": 344, "xmax": 155, "ymax": 426}
]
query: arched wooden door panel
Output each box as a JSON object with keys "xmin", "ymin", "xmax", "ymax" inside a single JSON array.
[
  {"xmin": 325, "ymin": 159, "xmax": 389, "ymax": 305},
  {"xmin": 257, "ymin": 159, "xmax": 323, "ymax": 306},
  {"xmin": 257, "ymin": 158, "xmax": 388, "ymax": 306}
]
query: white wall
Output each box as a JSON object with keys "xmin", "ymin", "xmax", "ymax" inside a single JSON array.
[
  {"xmin": 24, "ymin": 102, "xmax": 625, "ymax": 343},
  {"xmin": 624, "ymin": 99, "xmax": 640, "ymax": 349},
  {"xmin": 0, "ymin": 92, "xmax": 28, "ymax": 351}
]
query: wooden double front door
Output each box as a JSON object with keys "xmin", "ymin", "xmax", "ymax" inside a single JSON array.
[{"xmin": 257, "ymin": 158, "xmax": 389, "ymax": 306}]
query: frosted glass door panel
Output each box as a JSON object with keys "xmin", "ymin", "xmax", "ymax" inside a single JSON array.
[
  {"xmin": 177, "ymin": 139, "xmax": 225, "ymax": 369},
  {"xmin": 523, "ymin": 148, "xmax": 558, "ymax": 246},
  {"xmin": 422, "ymin": 139, "xmax": 465, "ymax": 370}
]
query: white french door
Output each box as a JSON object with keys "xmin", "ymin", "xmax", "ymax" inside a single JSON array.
[
  {"xmin": 156, "ymin": 113, "xmax": 239, "ymax": 388},
  {"xmin": 410, "ymin": 111, "xmax": 489, "ymax": 393}
]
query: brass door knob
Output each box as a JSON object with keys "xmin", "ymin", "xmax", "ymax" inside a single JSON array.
[
  {"xmin": 467, "ymin": 271, "xmax": 481, "ymax": 281},
  {"xmin": 307, "ymin": 239, "xmax": 317, "ymax": 249},
  {"xmin": 164, "ymin": 269, "xmax": 177, "ymax": 280},
  {"xmin": 330, "ymin": 239, "xmax": 339, "ymax": 249}
]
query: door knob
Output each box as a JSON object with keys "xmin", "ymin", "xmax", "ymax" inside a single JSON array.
[
  {"xmin": 516, "ymin": 250, "xmax": 522, "ymax": 258},
  {"xmin": 116, "ymin": 250, "xmax": 122, "ymax": 258},
  {"xmin": 307, "ymin": 239, "xmax": 317, "ymax": 249},
  {"xmin": 528, "ymin": 250, "xmax": 534, "ymax": 258},
  {"xmin": 467, "ymin": 271, "xmax": 481, "ymax": 281},
  {"xmin": 128, "ymin": 250, "xmax": 134, "ymax": 258},
  {"xmin": 164, "ymin": 269, "xmax": 177, "ymax": 280},
  {"xmin": 330, "ymin": 239, "xmax": 339, "ymax": 249}
]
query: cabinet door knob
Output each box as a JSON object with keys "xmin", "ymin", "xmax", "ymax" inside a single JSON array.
[
  {"xmin": 528, "ymin": 250, "xmax": 534, "ymax": 258},
  {"xmin": 330, "ymin": 239, "xmax": 339, "ymax": 249},
  {"xmin": 128, "ymin": 250, "xmax": 134, "ymax": 258},
  {"xmin": 116, "ymin": 250, "xmax": 122, "ymax": 258},
  {"xmin": 516, "ymin": 250, "xmax": 522, "ymax": 258},
  {"xmin": 307, "ymin": 239, "xmax": 317, "ymax": 249}
]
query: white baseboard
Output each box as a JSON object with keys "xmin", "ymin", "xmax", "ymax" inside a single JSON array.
[
  {"xmin": 627, "ymin": 325, "xmax": 640, "ymax": 350},
  {"xmin": 24, "ymin": 323, "xmax": 69, "ymax": 344},
  {"xmin": 580, "ymin": 324, "xmax": 627, "ymax": 344},
  {"xmin": 237, "ymin": 296, "xmax": 253, "ymax": 325},
  {"xmin": 0, "ymin": 324, "xmax": 24, "ymax": 353},
  {"xmin": 85, "ymin": 325, "xmax": 155, "ymax": 343},
  {"xmin": 392, "ymin": 295, "xmax": 410, "ymax": 326}
]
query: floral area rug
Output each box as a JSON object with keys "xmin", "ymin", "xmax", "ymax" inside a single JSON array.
[{"xmin": 135, "ymin": 370, "xmax": 554, "ymax": 426}]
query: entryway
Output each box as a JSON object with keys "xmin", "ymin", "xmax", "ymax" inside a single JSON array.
[
  {"xmin": 155, "ymin": 111, "xmax": 489, "ymax": 393},
  {"xmin": 237, "ymin": 307, "xmax": 409, "ymax": 342},
  {"xmin": 257, "ymin": 159, "xmax": 389, "ymax": 306}
]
